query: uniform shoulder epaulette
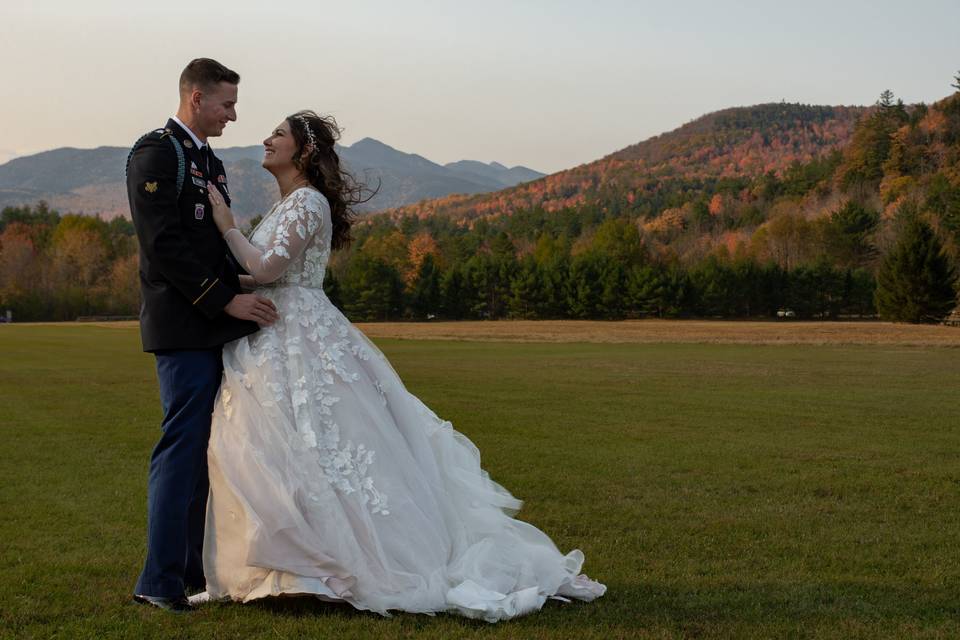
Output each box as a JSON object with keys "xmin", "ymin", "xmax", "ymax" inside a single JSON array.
[
  {"xmin": 126, "ymin": 128, "xmax": 187, "ymax": 199},
  {"xmin": 140, "ymin": 127, "xmax": 170, "ymax": 141}
]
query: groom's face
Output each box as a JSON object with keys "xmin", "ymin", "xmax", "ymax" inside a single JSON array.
[{"xmin": 195, "ymin": 81, "xmax": 238, "ymax": 138}]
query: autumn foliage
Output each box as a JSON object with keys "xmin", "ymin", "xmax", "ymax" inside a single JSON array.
[{"xmin": 0, "ymin": 204, "xmax": 138, "ymax": 320}]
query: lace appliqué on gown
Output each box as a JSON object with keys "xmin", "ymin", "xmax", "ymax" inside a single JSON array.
[{"xmin": 221, "ymin": 188, "xmax": 388, "ymax": 516}]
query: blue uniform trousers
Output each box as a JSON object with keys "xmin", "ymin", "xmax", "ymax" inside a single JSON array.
[{"xmin": 134, "ymin": 348, "xmax": 222, "ymax": 598}]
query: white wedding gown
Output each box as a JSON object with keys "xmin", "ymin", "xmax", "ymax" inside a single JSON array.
[{"xmin": 201, "ymin": 186, "xmax": 605, "ymax": 622}]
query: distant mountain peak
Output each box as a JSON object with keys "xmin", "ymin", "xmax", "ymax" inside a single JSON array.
[
  {"xmin": 441, "ymin": 159, "xmax": 545, "ymax": 190},
  {"xmin": 350, "ymin": 137, "xmax": 396, "ymax": 151}
]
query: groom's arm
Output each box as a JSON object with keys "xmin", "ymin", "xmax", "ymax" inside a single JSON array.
[{"xmin": 127, "ymin": 136, "xmax": 235, "ymax": 318}]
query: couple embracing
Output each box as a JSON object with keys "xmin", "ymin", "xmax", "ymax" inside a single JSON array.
[{"xmin": 127, "ymin": 57, "xmax": 604, "ymax": 622}]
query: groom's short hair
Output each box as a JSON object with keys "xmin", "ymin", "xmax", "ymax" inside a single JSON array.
[{"xmin": 179, "ymin": 58, "xmax": 240, "ymax": 95}]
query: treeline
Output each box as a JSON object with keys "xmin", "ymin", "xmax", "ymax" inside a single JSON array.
[
  {"xmin": 327, "ymin": 218, "xmax": 877, "ymax": 321},
  {"xmin": 0, "ymin": 203, "xmax": 139, "ymax": 321},
  {"xmin": 0, "ymin": 200, "xmax": 880, "ymax": 323}
]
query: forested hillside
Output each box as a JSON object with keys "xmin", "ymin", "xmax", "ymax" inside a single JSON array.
[{"xmin": 320, "ymin": 86, "xmax": 958, "ymax": 322}]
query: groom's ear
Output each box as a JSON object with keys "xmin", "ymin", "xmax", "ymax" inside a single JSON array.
[{"xmin": 187, "ymin": 87, "xmax": 204, "ymax": 111}]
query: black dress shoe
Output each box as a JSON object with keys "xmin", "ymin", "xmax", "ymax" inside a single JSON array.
[{"xmin": 133, "ymin": 593, "xmax": 194, "ymax": 613}]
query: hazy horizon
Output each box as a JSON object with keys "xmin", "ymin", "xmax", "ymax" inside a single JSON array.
[{"xmin": 2, "ymin": 0, "xmax": 959, "ymax": 174}]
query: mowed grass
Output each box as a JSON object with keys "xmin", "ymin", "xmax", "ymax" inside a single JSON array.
[{"xmin": 1, "ymin": 324, "xmax": 958, "ymax": 639}]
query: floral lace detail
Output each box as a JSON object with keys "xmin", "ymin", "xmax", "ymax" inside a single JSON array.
[
  {"xmin": 220, "ymin": 191, "xmax": 390, "ymax": 516},
  {"xmin": 221, "ymin": 387, "xmax": 234, "ymax": 419},
  {"xmin": 248, "ymin": 187, "xmax": 331, "ymax": 288}
]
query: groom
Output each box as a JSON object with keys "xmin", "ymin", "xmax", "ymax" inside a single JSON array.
[{"xmin": 126, "ymin": 58, "xmax": 279, "ymax": 612}]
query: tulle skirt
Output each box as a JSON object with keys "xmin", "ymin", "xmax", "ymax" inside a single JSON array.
[{"xmin": 202, "ymin": 285, "xmax": 605, "ymax": 622}]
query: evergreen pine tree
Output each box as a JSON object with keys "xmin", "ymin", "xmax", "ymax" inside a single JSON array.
[
  {"xmin": 341, "ymin": 254, "xmax": 404, "ymax": 321},
  {"xmin": 506, "ymin": 256, "xmax": 544, "ymax": 319},
  {"xmin": 439, "ymin": 266, "xmax": 467, "ymax": 319},
  {"xmin": 408, "ymin": 254, "xmax": 441, "ymax": 319},
  {"xmin": 875, "ymin": 217, "xmax": 958, "ymax": 322},
  {"xmin": 878, "ymin": 89, "xmax": 895, "ymax": 110},
  {"xmin": 322, "ymin": 271, "xmax": 344, "ymax": 311}
]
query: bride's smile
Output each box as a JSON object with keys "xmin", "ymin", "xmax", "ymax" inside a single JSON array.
[{"xmin": 261, "ymin": 121, "xmax": 298, "ymax": 170}]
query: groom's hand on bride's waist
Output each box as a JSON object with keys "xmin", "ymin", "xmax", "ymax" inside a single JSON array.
[{"xmin": 224, "ymin": 294, "xmax": 279, "ymax": 326}]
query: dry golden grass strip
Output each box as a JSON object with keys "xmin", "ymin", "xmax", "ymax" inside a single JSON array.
[{"xmin": 353, "ymin": 320, "xmax": 960, "ymax": 347}]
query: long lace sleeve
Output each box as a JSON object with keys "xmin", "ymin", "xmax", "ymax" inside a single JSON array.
[{"xmin": 224, "ymin": 188, "xmax": 326, "ymax": 284}]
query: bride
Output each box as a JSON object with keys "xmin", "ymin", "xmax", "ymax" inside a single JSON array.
[{"xmin": 195, "ymin": 110, "xmax": 605, "ymax": 622}]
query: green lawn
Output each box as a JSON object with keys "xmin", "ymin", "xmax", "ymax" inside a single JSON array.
[{"xmin": 1, "ymin": 324, "xmax": 958, "ymax": 639}]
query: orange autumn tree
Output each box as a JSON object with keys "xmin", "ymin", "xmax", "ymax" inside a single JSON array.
[{"xmin": 405, "ymin": 231, "xmax": 440, "ymax": 287}]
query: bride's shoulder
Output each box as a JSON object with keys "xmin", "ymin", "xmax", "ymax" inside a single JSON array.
[{"xmin": 295, "ymin": 186, "xmax": 330, "ymax": 211}]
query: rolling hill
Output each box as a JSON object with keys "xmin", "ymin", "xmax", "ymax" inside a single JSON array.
[{"xmin": 379, "ymin": 103, "xmax": 867, "ymax": 222}]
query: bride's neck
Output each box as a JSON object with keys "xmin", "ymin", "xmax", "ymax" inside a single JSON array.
[{"xmin": 275, "ymin": 169, "xmax": 310, "ymax": 199}]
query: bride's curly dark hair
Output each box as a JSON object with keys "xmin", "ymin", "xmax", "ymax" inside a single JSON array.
[{"xmin": 286, "ymin": 110, "xmax": 378, "ymax": 250}]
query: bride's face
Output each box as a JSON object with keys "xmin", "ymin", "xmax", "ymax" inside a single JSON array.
[{"xmin": 262, "ymin": 120, "xmax": 298, "ymax": 171}]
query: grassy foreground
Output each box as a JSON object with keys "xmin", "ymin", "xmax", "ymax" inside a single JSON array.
[{"xmin": 1, "ymin": 324, "xmax": 958, "ymax": 639}]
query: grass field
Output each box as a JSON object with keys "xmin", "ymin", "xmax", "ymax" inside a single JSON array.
[{"xmin": 1, "ymin": 322, "xmax": 959, "ymax": 639}]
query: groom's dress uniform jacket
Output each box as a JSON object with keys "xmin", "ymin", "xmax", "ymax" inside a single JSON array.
[{"xmin": 127, "ymin": 118, "xmax": 257, "ymax": 352}]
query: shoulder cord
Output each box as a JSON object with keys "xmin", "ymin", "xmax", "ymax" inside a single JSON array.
[{"xmin": 125, "ymin": 129, "xmax": 186, "ymax": 199}]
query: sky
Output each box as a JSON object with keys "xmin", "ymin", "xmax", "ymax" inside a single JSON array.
[{"xmin": 1, "ymin": 0, "xmax": 959, "ymax": 174}]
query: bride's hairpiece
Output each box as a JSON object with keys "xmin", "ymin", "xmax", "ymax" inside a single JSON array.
[{"xmin": 294, "ymin": 113, "xmax": 317, "ymax": 150}]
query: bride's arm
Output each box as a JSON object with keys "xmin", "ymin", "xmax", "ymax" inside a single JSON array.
[{"xmin": 207, "ymin": 183, "xmax": 326, "ymax": 284}]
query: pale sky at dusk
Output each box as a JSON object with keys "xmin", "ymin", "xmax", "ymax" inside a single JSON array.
[{"xmin": 1, "ymin": 0, "xmax": 958, "ymax": 173}]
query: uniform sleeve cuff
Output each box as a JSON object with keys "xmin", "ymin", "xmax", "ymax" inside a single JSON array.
[{"xmin": 193, "ymin": 279, "xmax": 236, "ymax": 319}]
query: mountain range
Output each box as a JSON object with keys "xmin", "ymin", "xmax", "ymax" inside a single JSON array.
[{"xmin": 0, "ymin": 137, "xmax": 544, "ymax": 220}]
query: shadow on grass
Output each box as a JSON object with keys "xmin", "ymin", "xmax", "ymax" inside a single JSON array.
[
  {"xmin": 241, "ymin": 594, "xmax": 494, "ymax": 629},
  {"xmin": 607, "ymin": 580, "xmax": 959, "ymax": 630},
  {"xmin": 224, "ymin": 578, "xmax": 960, "ymax": 631},
  {"xmin": 243, "ymin": 595, "xmax": 368, "ymax": 620}
]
